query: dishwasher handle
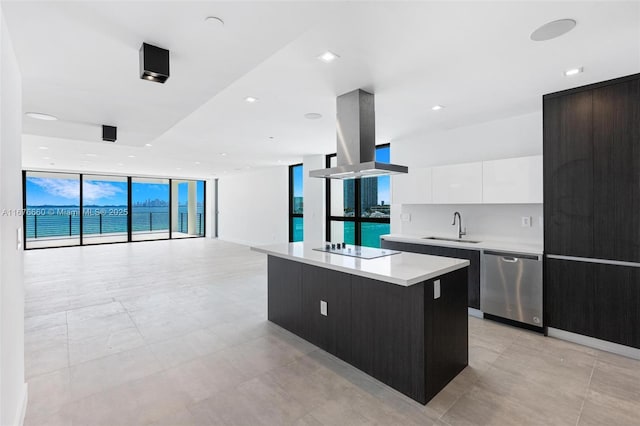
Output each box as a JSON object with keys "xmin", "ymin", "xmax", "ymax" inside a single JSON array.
[{"xmin": 484, "ymin": 250, "xmax": 541, "ymax": 261}]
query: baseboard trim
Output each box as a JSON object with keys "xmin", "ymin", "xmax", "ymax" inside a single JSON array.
[
  {"xmin": 16, "ymin": 383, "xmax": 28, "ymax": 426},
  {"xmin": 547, "ymin": 328, "xmax": 640, "ymax": 360},
  {"xmin": 467, "ymin": 307, "xmax": 483, "ymax": 319}
]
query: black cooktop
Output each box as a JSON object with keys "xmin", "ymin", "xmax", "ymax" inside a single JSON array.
[{"xmin": 313, "ymin": 244, "xmax": 401, "ymax": 259}]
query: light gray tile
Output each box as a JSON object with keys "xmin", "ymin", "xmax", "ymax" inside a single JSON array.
[{"xmin": 22, "ymin": 239, "xmax": 640, "ymax": 426}]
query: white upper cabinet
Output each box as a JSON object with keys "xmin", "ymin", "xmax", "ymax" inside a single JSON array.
[
  {"xmin": 482, "ymin": 155, "xmax": 543, "ymax": 204},
  {"xmin": 432, "ymin": 162, "xmax": 483, "ymax": 204},
  {"xmin": 392, "ymin": 167, "xmax": 432, "ymax": 204}
]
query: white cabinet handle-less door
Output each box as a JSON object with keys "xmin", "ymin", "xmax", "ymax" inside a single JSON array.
[
  {"xmin": 432, "ymin": 162, "xmax": 483, "ymax": 204},
  {"xmin": 482, "ymin": 156, "xmax": 543, "ymax": 204},
  {"xmin": 391, "ymin": 167, "xmax": 432, "ymax": 204}
]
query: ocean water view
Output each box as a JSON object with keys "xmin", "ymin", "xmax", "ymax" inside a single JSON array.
[
  {"xmin": 25, "ymin": 205, "xmax": 204, "ymax": 239},
  {"xmin": 291, "ymin": 218, "xmax": 389, "ymax": 248}
]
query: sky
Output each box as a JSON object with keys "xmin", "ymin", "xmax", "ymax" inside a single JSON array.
[
  {"xmin": 292, "ymin": 145, "xmax": 390, "ymax": 204},
  {"xmin": 26, "ymin": 177, "xmax": 204, "ymax": 206}
]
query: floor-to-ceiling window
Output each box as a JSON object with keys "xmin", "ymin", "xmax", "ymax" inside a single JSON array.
[
  {"xmin": 326, "ymin": 144, "xmax": 391, "ymax": 248},
  {"xmin": 289, "ymin": 164, "xmax": 304, "ymax": 242},
  {"xmin": 23, "ymin": 171, "xmax": 206, "ymax": 249},
  {"xmin": 24, "ymin": 171, "xmax": 81, "ymax": 249},
  {"xmin": 171, "ymin": 179, "xmax": 205, "ymax": 238},
  {"xmin": 131, "ymin": 177, "xmax": 170, "ymax": 241},
  {"xmin": 82, "ymin": 174, "xmax": 129, "ymax": 245}
]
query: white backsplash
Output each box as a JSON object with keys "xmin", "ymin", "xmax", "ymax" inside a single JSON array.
[{"xmin": 396, "ymin": 204, "xmax": 543, "ymax": 245}]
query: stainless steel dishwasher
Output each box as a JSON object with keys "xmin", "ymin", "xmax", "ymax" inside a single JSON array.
[{"xmin": 481, "ymin": 250, "xmax": 543, "ymax": 327}]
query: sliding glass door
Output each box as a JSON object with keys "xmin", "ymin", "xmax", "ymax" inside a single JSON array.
[
  {"xmin": 131, "ymin": 177, "xmax": 170, "ymax": 241},
  {"xmin": 25, "ymin": 171, "xmax": 81, "ymax": 249},
  {"xmin": 82, "ymin": 175, "xmax": 129, "ymax": 245}
]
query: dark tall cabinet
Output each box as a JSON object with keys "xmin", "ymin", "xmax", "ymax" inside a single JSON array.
[{"xmin": 543, "ymin": 73, "xmax": 640, "ymax": 349}]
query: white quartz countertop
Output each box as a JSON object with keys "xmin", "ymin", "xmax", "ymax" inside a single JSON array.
[
  {"xmin": 251, "ymin": 242, "xmax": 470, "ymax": 287},
  {"xmin": 381, "ymin": 234, "xmax": 543, "ymax": 256}
]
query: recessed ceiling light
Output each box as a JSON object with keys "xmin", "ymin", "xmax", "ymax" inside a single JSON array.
[
  {"xmin": 318, "ymin": 51, "xmax": 339, "ymax": 63},
  {"xmin": 564, "ymin": 67, "xmax": 583, "ymax": 76},
  {"xmin": 25, "ymin": 112, "xmax": 58, "ymax": 121},
  {"xmin": 128, "ymin": 155, "xmax": 136, "ymax": 158},
  {"xmin": 304, "ymin": 112, "xmax": 323, "ymax": 120},
  {"xmin": 194, "ymin": 161, "xmax": 201, "ymax": 165},
  {"xmin": 432, "ymin": 105, "xmax": 444, "ymax": 111},
  {"xmin": 145, "ymin": 143, "xmax": 153, "ymax": 147},
  {"xmin": 530, "ymin": 19, "xmax": 576, "ymax": 41},
  {"xmin": 176, "ymin": 167, "xmax": 182, "ymax": 170},
  {"xmin": 42, "ymin": 157, "xmax": 50, "ymax": 160},
  {"xmin": 245, "ymin": 96, "xmax": 258, "ymax": 103},
  {"xmin": 205, "ymin": 16, "xmax": 224, "ymax": 26},
  {"xmin": 220, "ymin": 152, "xmax": 227, "ymax": 156},
  {"xmin": 39, "ymin": 146, "xmax": 49, "ymax": 150}
]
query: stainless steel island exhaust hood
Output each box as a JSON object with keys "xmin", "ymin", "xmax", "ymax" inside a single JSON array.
[{"xmin": 309, "ymin": 89, "xmax": 408, "ymax": 179}]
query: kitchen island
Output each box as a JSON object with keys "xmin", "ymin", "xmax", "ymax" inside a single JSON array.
[{"xmin": 251, "ymin": 242, "xmax": 470, "ymax": 404}]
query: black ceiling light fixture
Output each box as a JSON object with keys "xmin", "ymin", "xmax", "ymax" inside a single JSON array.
[
  {"xmin": 139, "ymin": 42, "xmax": 170, "ymax": 83},
  {"xmin": 102, "ymin": 125, "xmax": 117, "ymax": 142}
]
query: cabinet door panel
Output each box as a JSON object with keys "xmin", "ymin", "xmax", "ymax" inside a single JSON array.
[
  {"xmin": 482, "ymin": 156, "xmax": 543, "ymax": 204},
  {"xmin": 545, "ymin": 258, "xmax": 640, "ymax": 349},
  {"xmin": 392, "ymin": 168, "xmax": 432, "ymax": 205},
  {"xmin": 267, "ymin": 256, "xmax": 302, "ymax": 335},
  {"xmin": 301, "ymin": 265, "xmax": 351, "ymax": 361},
  {"xmin": 351, "ymin": 275, "xmax": 425, "ymax": 401},
  {"xmin": 592, "ymin": 79, "xmax": 640, "ymax": 262},
  {"xmin": 432, "ymin": 162, "xmax": 483, "ymax": 204},
  {"xmin": 543, "ymin": 91, "xmax": 594, "ymax": 257}
]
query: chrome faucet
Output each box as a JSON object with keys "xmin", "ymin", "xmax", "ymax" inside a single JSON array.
[{"xmin": 452, "ymin": 211, "xmax": 466, "ymax": 239}]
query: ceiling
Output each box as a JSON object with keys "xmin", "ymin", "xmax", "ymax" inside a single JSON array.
[{"xmin": 5, "ymin": 1, "xmax": 640, "ymax": 179}]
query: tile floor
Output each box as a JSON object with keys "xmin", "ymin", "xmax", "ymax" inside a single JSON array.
[{"xmin": 23, "ymin": 238, "xmax": 640, "ymax": 425}]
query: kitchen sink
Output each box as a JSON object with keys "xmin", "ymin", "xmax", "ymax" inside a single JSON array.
[{"xmin": 422, "ymin": 236, "xmax": 482, "ymax": 244}]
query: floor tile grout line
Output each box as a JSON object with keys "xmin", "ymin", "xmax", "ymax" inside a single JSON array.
[
  {"xmin": 575, "ymin": 356, "xmax": 597, "ymax": 426},
  {"xmin": 437, "ymin": 336, "xmax": 519, "ymax": 422}
]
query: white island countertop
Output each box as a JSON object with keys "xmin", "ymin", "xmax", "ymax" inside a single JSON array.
[{"xmin": 251, "ymin": 242, "xmax": 469, "ymax": 287}]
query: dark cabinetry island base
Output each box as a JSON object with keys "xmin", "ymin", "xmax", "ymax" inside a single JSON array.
[{"xmin": 267, "ymin": 255, "xmax": 469, "ymax": 404}]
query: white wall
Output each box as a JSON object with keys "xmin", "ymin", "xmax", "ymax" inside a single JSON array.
[
  {"xmin": 218, "ymin": 167, "xmax": 288, "ymax": 246},
  {"xmin": 391, "ymin": 112, "xmax": 543, "ymax": 244},
  {"xmin": 0, "ymin": 10, "xmax": 27, "ymax": 426},
  {"xmin": 302, "ymin": 155, "xmax": 324, "ymax": 244}
]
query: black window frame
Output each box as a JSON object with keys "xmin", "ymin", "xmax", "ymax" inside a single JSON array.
[
  {"xmin": 288, "ymin": 163, "xmax": 303, "ymax": 242},
  {"xmin": 325, "ymin": 143, "xmax": 390, "ymax": 246}
]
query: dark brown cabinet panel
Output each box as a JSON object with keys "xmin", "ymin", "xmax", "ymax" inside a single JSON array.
[
  {"xmin": 301, "ymin": 264, "xmax": 351, "ymax": 361},
  {"xmin": 381, "ymin": 240, "xmax": 479, "ymax": 308},
  {"xmin": 592, "ymin": 79, "xmax": 640, "ymax": 263},
  {"xmin": 267, "ymin": 256, "xmax": 302, "ymax": 334},
  {"xmin": 351, "ymin": 275, "xmax": 426, "ymax": 401},
  {"xmin": 424, "ymin": 267, "xmax": 469, "ymax": 400},
  {"xmin": 545, "ymin": 258, "xmax": 640, "ymax": 349},
  {"xmin": 543, "ymin": 90, "xmax": 594, "ymax": 257}
]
